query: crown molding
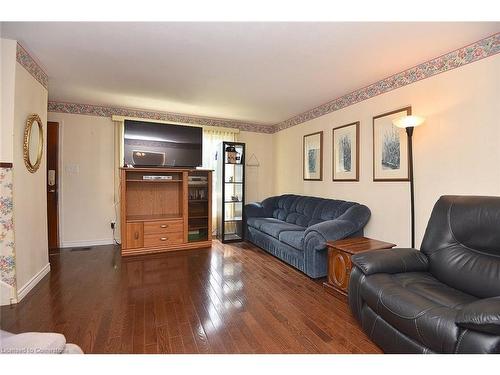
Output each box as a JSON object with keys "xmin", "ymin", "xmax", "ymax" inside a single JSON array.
[
  {"xmin": 47, "ymin": 101, "xmax": 275, "ymax": 133},
  {"xmin": 274, "ymin": 32, "xmax": 500, "ymax": 131},
  {"xmin": 16, "ymin": 43, "xmax": 48, "ymax": 90}
]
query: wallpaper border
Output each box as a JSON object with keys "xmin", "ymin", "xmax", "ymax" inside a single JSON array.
[
  {"xmin": 47, "ymin": 101, "xmax": 275, "ymax": 134},
  {"xmin": 274, "ymin": 32, "xmax": 500, "ymax": 131},
  {"xmin": 16, "ymin": 43, "xmax": 49, "ymax": 90}
]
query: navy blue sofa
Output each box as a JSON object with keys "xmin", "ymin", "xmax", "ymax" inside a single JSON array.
[{"xmin": 244, "ymin": 194, "xmax": 371, "ymax": 278}]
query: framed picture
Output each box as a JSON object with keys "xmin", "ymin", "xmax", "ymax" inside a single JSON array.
[
  {"xmin": 332, "ymin": 122, "xmax": 359, "ymax": 181},
  {"xmin": 373, "ymin": 106, "xmax": 411, "ymax": 181},
  {"xmin": 303, "ymin": 131, "xmax": 323, "ymax": 181}
]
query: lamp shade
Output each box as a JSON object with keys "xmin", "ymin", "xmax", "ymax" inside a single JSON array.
[{"xmin": 392, "ymin": 115, "xmax": 425, "ymax": 129}]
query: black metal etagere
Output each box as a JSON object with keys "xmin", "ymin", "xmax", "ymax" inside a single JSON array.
[{"xmin": 216, "ymin": 141, "xmax": 245, "ymax": 243}]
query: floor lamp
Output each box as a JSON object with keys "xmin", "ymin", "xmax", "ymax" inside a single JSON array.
[{"xmin": 392, "ymin": 115, "xmax": 425, "ymax": 248}]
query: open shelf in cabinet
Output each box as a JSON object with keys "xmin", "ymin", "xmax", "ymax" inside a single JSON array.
[{"xmin": 120, "ymin": 167, "xmax": 213, "ymax": 255}]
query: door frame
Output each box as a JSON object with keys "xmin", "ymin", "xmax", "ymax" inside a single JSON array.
[{"xmin": 47, "ymin": 121, "xmax": 63, "ymax": 249}]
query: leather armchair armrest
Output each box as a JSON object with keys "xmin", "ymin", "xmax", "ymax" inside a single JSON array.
[
  {"xmin": 456, "ymin": 297, "xmax": 500, "ymax": 335},
  {"xmin": 351, "ymin": 248, "xmax": 429, "ymax": 275}
]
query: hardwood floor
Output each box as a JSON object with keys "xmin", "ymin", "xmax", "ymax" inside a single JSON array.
[{"xmin": 0, "ymin": 241, "xmax": 381, "ymax": 354}]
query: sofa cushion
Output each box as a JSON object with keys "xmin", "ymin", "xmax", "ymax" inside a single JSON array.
[
  {"xmin": 247, "ymin": 217, "xmax": 287, "ymax": 231},
  {"xmin": 360, "ymin": 272, "xmax": 476, "ymax": 353},
  {"xmin": 278, "ymin": 230, "xmax": 305, "ymax": 250},
  {"xmin": 260, "ymin": 222, "xmax": 305, "ymax": 239},
  {"xmin": 247, "ymin": 217, "xmax": 305, "ymax": 239},
  {"xmin": 247, "ymin": 217, "xmax": 281, "ymax": 230},
  {"xmin": 272, "ymin": 194, "xmax": 356, "ymax": 227}
]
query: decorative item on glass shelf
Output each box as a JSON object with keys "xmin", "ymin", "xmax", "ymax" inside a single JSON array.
[
  {"xmin": 303, "ymin": 131, "xmax": 323, "ymax": 181},
  {"xmin": 225, "ymin": 145, "xmax": 241, "ymax": 164},
  {"xmin": 373, "ymin": 107, "xmax": 411, "ymax": 181},
  {"xmin": 332, "ymin": 122, "xmax": 359, "ymax": 181}
]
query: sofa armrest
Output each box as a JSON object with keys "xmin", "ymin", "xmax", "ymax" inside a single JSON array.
[
  {"xmin": 244, "ymin": 202, "xmax": 269, "ymax": 218},
  {"xmin": 302, "ymin": 218, "xmax": 363, "ymax": 278},
  {"xmin": 305, "ymin": 219, "xmax": 358, "ymax": 246},
  {"xmin": 456, "ymin": 297, "xmax": 500, "ymax": 335},
  {"xmin": 304, "ymin": 204, "xmax": 371, "ymax": 246},
  {"xmin": 351, "ymin": 248, "xmax": 429, "ymax": 275},
  {"xmin": 244, "ymin": 196, "xmax": 279, "ymax": 219}
]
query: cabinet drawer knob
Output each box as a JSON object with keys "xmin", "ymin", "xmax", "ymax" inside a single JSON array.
[
  {"xmin": 160, "ymin": 224, "xmax": 168, "ymax": 228},
  {"xmin": 160, "ymin": 237, "xmax": 168, "ymax": 241},
  {"xmin": 134, "ymin": 232, "xmax": 140, "ymax": 240}
]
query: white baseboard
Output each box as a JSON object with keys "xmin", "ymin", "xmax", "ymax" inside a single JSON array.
[
  {"xmin": 60, "ymin": 239, "xmax": 115, "ymax": 248},
  {"xmin": 16, "ymin": 263, "xmax": 51, "ymax": 302}
]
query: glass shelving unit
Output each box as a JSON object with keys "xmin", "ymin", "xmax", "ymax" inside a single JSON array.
[{"xmin": 217, "ymin": 141, "xmax": 245, "ymax": 243}]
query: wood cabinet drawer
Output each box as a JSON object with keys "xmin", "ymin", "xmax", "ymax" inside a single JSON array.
[
  {"xmin": 144, "ymin": 220, "xmax": 184, "ymax": 234},
  {"xmin": 144, "ymin": 231, "xmax": 184, "ymax": 247}
]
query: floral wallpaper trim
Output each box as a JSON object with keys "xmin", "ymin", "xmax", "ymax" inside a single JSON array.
[
  {"xmin": 47, "ymin": 101, "xmax": 276, "ymax": 134},
  {"xmin": 16, "ymin": 43, "xmax": 49, "ymax": 90},
  {"xmin": 274, "ymin": 32, "xmax": 500, "ymax": 132},
  {"xmin": 0, "ymin": 167, "xmax": 16, "ymax": 288}
]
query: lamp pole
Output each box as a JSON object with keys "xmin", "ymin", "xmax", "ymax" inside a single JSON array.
[
  {"xmin": 394, "ymin": 114, "xmax": 424, "ymax": 249},
  {"xmin": 406, "ymin": 126, "xmax": 415, "ymax": 248}
]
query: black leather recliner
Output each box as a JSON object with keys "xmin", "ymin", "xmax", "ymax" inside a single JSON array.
[{"xmin": 349, "ymin": 196, "xmax": 500, "ymax": 353}]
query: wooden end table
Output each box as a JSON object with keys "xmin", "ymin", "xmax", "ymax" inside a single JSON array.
[{"xmin": 323, "ymin": 237, "xmax": 396, "ymax": 299}]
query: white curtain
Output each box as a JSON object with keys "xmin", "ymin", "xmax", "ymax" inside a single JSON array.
[
  {"xmin": 202, "ymin": 128, "xmax": 236, "ymax": 234},
  {"xmin": 113, "ymin": 120, "xmax": 125, "ymax": 243}
]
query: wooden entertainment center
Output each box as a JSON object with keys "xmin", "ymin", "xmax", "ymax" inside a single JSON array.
[{"xmin": 120, "ymin": 167, "xmax": 212, "ymax": 256}]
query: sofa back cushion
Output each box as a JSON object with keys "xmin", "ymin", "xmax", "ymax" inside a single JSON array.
[
  {"xmin": 271, "ymin": 194, "xmax": 357, "ymax": 227},
  {"xmin": 421, "ymin": 195, "xmax": 500, "ymax": 298}
]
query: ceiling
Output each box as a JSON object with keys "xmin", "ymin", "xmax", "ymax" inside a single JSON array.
[{"xmin": 1, "ymin": 22, "xmax": 499, "ymax": 124}]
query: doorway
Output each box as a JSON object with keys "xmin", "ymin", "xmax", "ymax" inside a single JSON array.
[{"xmin": 47, "ymin": 121, "xmax": 59, "ymax": 250}]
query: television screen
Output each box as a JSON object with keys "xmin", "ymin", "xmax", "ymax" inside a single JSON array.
[{"xmin": 124, "ymin": 120, "xmax": 203, "ymax": 168}]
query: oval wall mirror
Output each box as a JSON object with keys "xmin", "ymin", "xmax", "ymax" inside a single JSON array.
[{"xmin": 23, "ymin": 114, "xmax": 44, "ymax": 173}]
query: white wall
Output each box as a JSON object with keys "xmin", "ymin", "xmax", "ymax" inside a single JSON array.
[
  {"xmin": 47, "ymin": 113, "xmax": 116, "ymax": 247},
  {"xmin": 274, "ymin": 54, "xmax": 500, "ymax": 248},
  {"xmin": 1, "ymin": 39, "xmax": 16, "ymax": 162},
  {"xmin": 12, "ymin": 61, "xmax": 49, "ymax": 292},
  {"xmin": 238, "ymin": 131, "xmax": 275, "ymax": 203}
]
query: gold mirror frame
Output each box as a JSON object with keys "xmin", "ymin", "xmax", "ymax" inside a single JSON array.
[{"xmin": 23, "ymin": 114, "xmax": 44, "ymax": 173}]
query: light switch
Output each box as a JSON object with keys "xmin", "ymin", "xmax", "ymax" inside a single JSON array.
[{"xmin": 65, "ymin": 164, "xmax": 80, "ymax": 175}]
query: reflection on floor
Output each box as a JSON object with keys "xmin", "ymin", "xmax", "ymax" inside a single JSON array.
[{"xmin": 0, "ymin": 241, "xmax": 381, "ymax": 353}]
